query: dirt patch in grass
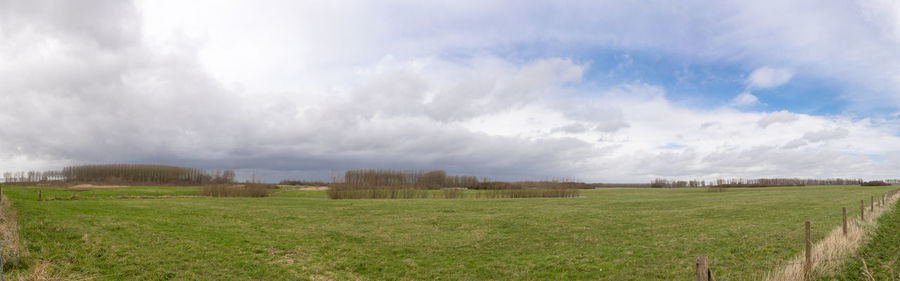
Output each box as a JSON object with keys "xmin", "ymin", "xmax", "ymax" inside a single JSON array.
[
  {"xmin": 266, "ymin": 248, "xmax": 305, "ymax": 265},
  {"xmin": 68, "ymin": 184, "xmax": 127, "ymax": 189},
  {"xmin": 296, "ymin": 186, "xmax": 329, "ymax": 191}
]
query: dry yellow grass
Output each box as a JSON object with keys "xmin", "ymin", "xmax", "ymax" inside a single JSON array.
[
  {"xmin": 0, "ymin": 195, "xmax": 23, "ymax": 265},
  {"xmin": 764, "ymin": 191, "xmax": 899, "ymax": 281}
]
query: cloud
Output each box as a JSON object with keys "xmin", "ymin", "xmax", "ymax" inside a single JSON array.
[
  {"xmin": 700, "ymin": 122, "xmax": 721, "ymax": 129},
  {"xmin": 758, "ymin": 110, "xmax": 799, "ymax": 128},
  {"xmin": 782, "ymin": 138, "xmax": 808, "ymax": 149},
  {"xmin": 1, "ymin": 0, "xmax": 900, "ymax": 183},
  {"xmin": 747, "ymin": 67, "xmax": 794, "ymax": 89},
  {"xmin": 803, "ymin": 128, "xmax": 850, "ymax": 142},
  {"xmin": 131, "ymin": 0, "xmax": 900, "ymax": 110},
  {"xmin": 781, "ymin": 128, "xmax": 850, "ymax": 149},
  {"xmin": 730, "ymin": 92, "xmax": 760, "ymax": 107},
  {"xmin": 553, "ymin": 123, "xmax": 590, "ymax": 134}
]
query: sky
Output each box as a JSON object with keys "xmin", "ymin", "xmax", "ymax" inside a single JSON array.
[{"xmin": 2, "ymin": 0, "xmax": 900, "ymax": 182}]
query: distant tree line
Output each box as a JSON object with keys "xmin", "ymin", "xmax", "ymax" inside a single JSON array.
[
  {"xmin": 336, "ymin": 169, "xmax": 479, "ymax": 189},
  {"xmin": 3, "ymin": 164, "xmax": 236, "ymax": 185},
  {"xmin": 860, "ymin": 180, "xmax": 891, "ymax": 186},
  {"xmin": 328, "ymin": 169, "xmax": 582, "ymax": 199},
  {"xmin": 648, "ymin": 178, "xmax": 893, "ymax": 188}
]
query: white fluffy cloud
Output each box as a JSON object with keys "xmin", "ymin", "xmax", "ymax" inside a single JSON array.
[
  {"xmin": 730, "ymin": 92, "xmax": 761, "ymax": 107},
  {"xmin": 758, "ymin": 110, "xmax": 799, "ymax": 128},
  {"xmin": 747, "ymin": 67, "xmax": 794, "ymax": 89}
]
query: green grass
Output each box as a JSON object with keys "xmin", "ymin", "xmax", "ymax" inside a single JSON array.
[
  {"xmin": 1, "ymin": 185, "xmax": 896, "ymax": 280},
  {"xmin": 8, "ymin": 185, "xmax": 201, "ymax": 200},
  {"xmin": 820, "ymin": 199, "xmax": 900, "ymax": 281}
]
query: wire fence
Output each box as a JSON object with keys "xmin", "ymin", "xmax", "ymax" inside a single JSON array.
[{"xmin": 694, "ymin": 188, "xmax": 900, "ymax": 281}]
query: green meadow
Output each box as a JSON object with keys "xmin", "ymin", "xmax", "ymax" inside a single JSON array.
[{"xmin": 1, "ymin": 185, "xmax": 895, "ymax": 280}]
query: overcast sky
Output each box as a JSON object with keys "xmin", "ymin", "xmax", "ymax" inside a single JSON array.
[{"xmin": 2, "ymin": 0, "xmax": 900, "ymax": 182}]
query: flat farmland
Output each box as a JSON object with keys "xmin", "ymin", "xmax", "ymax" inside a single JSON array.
[{"xmin": 2, "ymin": 185, "xmax": 896, "ymax": 280}]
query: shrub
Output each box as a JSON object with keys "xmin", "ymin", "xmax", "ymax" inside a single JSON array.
[
  {"xmin": 326, "ymin": 184, "xmax": 428, "ymax": 199},
  {"xmin": 861, "ymin": 181, "xmax": 890, "ymax": 186},
  {"xmin": 328, "ymin": 176, "xmax": 581, "ymax": 199},
  {"xmin": 200, "ymin": 184, "xmax": 270, "ymax": 197},
  {"xmin": 442, "ymin": 188, "xmax": 465, "ymax": 199},
  {"xmin": 470, "ymin": 182, "xmax": 522, "ymax": 190},
  {"xmin": 339, "ymin": 169, "xmax": 479, "ymax": 189}
]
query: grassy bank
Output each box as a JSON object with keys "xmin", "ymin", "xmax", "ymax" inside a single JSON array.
[
  {"xmin": 819, "ymin": 198, "xmax": 900, "ymax": 281},
  {"xmin": 0, "ymin": 185, "xmax": 895, "ymax": 280}
]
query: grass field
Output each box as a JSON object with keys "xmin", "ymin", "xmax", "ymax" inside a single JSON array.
[{"xmin": 1, "ymin": 185, "xmax": 896, "ymax": 280}]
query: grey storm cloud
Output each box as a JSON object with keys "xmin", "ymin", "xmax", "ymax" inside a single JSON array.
[{"xmin": 0, "ymin": 0, "xmax": 605, "ymax": 181}]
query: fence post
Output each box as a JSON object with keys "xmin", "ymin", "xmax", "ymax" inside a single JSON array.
[
  {"xmin": 696, "ymin": 256, "xmax": 709, "ymax": 281},
  {"xmin": 842, "ymin": 207, "xmax": 847, "ymax": 236},
  {"xmin": 38, "ymin": 189, "xmax": 42, "ymax": 201},
  {"xmin": 804, "ymin": 221, "xmax": 812, "ymax": 280},
  {"xmin": 861, "ymin": 200, "xmax": 865, "ymax": 220},
  {"xmin": 871, "ymin": 196, "xmax": 874, "ymax": 212}
]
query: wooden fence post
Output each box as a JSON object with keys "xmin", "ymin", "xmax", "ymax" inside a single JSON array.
[
  {"xmin": 871, "ymin": 196, "xmax": 874, "ymax": 212},
  {"xmin": 696, "ymin": 256, "xmax": 709, "ymax": 281},
  {"xmin": 842, "ymin": 207, "xmax": 847, "ymax": 236},
  {"xmin": 38, "ymin": 189, "xmax": 42, "ymax": 201},
  {"xmin": 861, "ymin": 200, "xmax": 865, "ymax": 220},
  {"xmin": 804, "ymin": 221, "xmax": 812, "ymax": 279}
]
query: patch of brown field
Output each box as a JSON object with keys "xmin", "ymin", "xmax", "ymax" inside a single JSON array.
[
  {"xmin": 266, "ymin": 248, "xmax": 305, "ymax": 266},
  {"xmin": 763, "ymin": 192, "xmax": 899, "ymax": 281},
  {"xmin": 113, "ymin": 195, "xmax": 204, "ymax": 199},
  {"xmin": 22, "ymin": 261, "xmax": 52, "ymax": 281},
  {"xmin": 7, "ymin": 260, "xmax": 92, "ymax": 281},
  {"xmin": 296, "ymin": 186, "xmax": 329, "ymax": 191},
  {"xmin": 68, "ymin": 184, "xmax": 127, "ymax": 189}
]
